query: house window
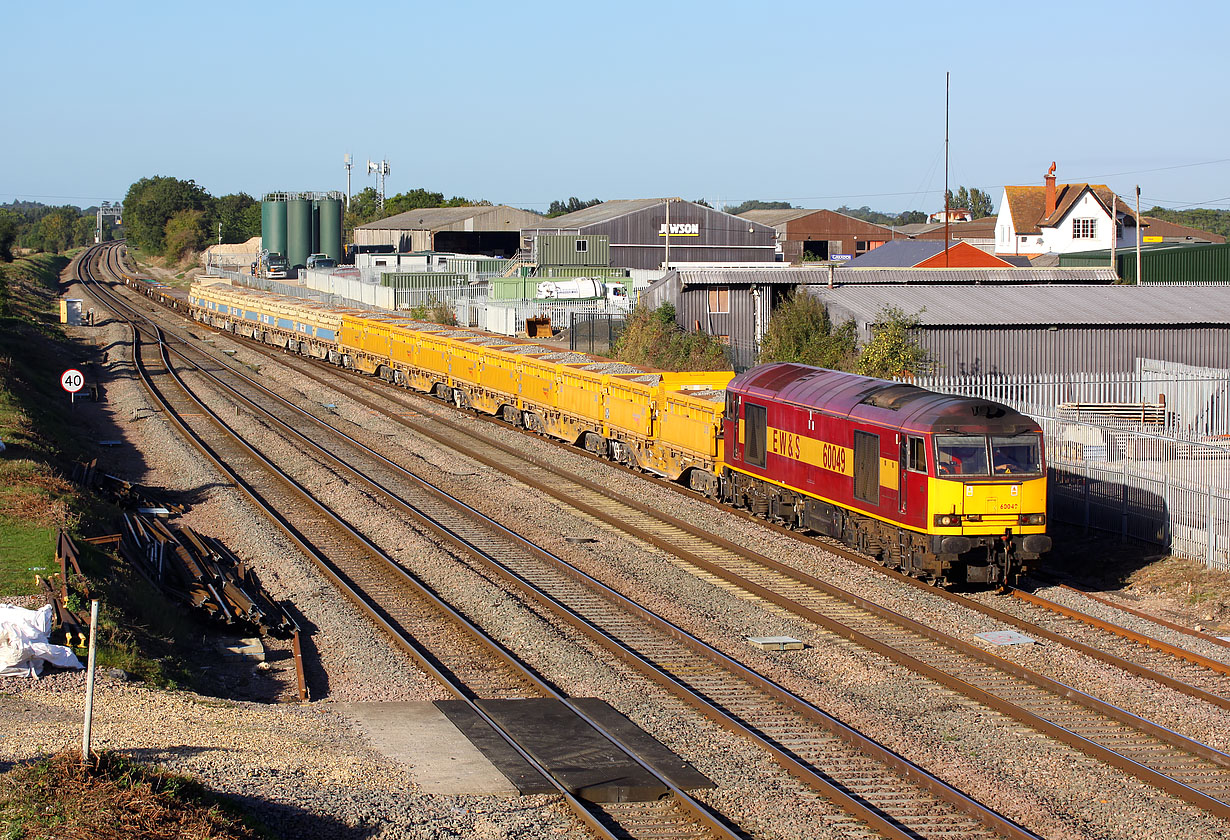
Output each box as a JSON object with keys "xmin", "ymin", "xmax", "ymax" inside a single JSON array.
[
  {"xmin": 1072, "ymin": 218, "xmax": 1097, "ymax": 239},
  {"xmin": 708, "ymin": 287, "xmax": 730, "ymax": 313},
  {"xmin": 576, "ymin": 239, "xmax": 588, "ymax": 253},
  {"xmin": 856, "ymin": 240, "xmax": 868, "ymax": 252}
]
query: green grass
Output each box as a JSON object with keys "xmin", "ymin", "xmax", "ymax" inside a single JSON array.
[{"xmin": 0, "ymin": 519, "xmax": 55, "ymax": 595}]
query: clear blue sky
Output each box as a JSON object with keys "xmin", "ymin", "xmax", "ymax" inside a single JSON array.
[{"xmin": 4, "ymin": 0, "xmax": 1228, "ymax": 214}]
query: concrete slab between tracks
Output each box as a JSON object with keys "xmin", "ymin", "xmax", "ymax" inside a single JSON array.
[
  {"xmin": 334, "ymin": 701, "xmax": 524, "ymax": 796},
  {"xmin": 438, "ymin": 697, "xmax": 713, "ymax": 803}
]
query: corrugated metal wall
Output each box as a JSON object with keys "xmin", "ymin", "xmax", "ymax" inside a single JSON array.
[
  {"xmin": 918, "ymin": 326, "xmax": 1230, "ymax": 376},
  {"xmin": 1060, "ymin": 243, "xmax": 1230, "ymax": 283},
  {"xmin": 672, "ymin": 285, "xmax": 771, "ymax": 370},
  {"xmin": 580, "ymin": 204, "xmax": 775, "ymax": 270}
]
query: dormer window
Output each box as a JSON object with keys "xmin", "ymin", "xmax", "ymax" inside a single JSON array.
[{"xmin": 1072, "ymin": 218, "xmax": 1097, "ymax": 239}]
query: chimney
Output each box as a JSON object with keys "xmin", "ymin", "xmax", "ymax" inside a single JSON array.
[{"xmin": 1044, "ymin": 161, "xmax": 1057, "ymax": 218}]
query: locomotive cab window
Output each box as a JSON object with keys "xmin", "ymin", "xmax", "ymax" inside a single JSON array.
[
  {"xmin": 935, "ymin": 435, "xmax": 989, "ymax": 477},
  {"xmin": 744, "ymin": 402, "xmax": 767, "ymax": 468},
  {"xmin": 991, "ymin": 434, "xmax": 1042, "ymax": 475},
  {"xmin": 725, "ymin": 390, "xmax": 738, "ymax": 422},
  {"xmin": 907, "ymin": 436, "xmax": 927, "ymax": 472}
]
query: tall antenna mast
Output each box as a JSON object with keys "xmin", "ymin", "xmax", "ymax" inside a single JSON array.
[
  {"xmin": 367, "ymin": 158, "xmax": 391, "ymax": 213},
  {"xmin": 944, "ymin": 71, "xmax": 950, "ymax": 267},
  {"xmin": 344, "ymin": 153, "xmax": 353, "ymax": 208}
]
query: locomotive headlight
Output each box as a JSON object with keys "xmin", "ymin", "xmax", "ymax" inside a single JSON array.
[
  {"xmin": 1019, "ymin": 513, "xmax": 1046, "ymax": 525},
  {"xmin": 935, "ymin": 514, "xmax": 962, "ymax": 526}
]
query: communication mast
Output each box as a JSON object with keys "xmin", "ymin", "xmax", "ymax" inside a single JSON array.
[
  {"xmin": 367, "ymin": 158, "xmax": 391, "ymax": 212},
  {"xmin": 344, "ymin": 153, "xmax": 353, "ymax": 207}
]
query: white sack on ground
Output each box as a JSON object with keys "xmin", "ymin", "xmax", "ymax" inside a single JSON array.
[{"xmin": 0, "ymin": 603, "xmax": 84, "ymax": 678}]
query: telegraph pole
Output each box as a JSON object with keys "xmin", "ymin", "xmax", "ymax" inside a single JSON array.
[{"xmin": 1136, "ymin": 185, "xmax": 1142, "ymax": 285}]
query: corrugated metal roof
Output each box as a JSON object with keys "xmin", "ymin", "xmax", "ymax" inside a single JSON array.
[
  {"xmin": 736, "ymin": 208, "xmax": 821, "ymax": 227},
  {"xmin": 357, "ymin": 205, "xmax": 540, "ymax": 231},
  {"xmin": 846, "ymin": 240, "xmax": 953, "ymax": 266},
  {"xmin": 834, "ymin": 267, "xmax": 1119, "ymax": 284},
  {"xmin": 675, "ymin": 268, "xmax": 832, "ymax": 287},
  {"xmin": 530, "ymin": 198, "xmax": 678, "ymax": 228},
  {"xmin": 808, "ymin": 284, "xmax": 1230, "ymax": 326},
  {"xmin": 673, "ymin": 267, "xmax": 1119, "ymax": 287}
]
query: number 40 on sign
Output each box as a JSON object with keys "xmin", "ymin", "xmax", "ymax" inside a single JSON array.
[{"xmin": 61, "ymin": 369, "xmax": 85, "ymax": 403}]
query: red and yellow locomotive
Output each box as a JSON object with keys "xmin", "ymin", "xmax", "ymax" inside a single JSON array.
[{"xmin": 720, "ymin": 364, "xmax": 1050, "ymax": 586}]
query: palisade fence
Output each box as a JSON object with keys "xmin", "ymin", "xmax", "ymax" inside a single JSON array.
[{"xmin": 908, "ymin": 365, "xmax": 1230, "ymax": 569}]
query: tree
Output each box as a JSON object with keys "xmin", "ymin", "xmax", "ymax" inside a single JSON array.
[
  {"xmin": 546, "ymin": 197, "xmax": 602, "ymax": 218},
  {"xmin": 693, "ymin": 198, "xmax": 712, "ymax": 208},
  {"xmin": 73, "ymin": 215, "xmax": 96, "ymax": 247},
  {"xmin": 123, "ymin": 176, "xmax": 211, "ymax": 254},
  {"xmin": 211, "ymin": 193, "xmax": 261, "ymax": 244},
  {"xmin": 0, "ymin": 209, "xmax": 19, "ymax": 260},
  {"xmin": 163, "ymin": 209, "xmax": 210, "ymax": 261},
  {"xmin": 856, "ymin": 307, "xmax": 929, "ymax": 378},
  {"xmin": 33, "ymin": 208, "xmax": 79, "ymax": 254},
  {"xmin": 723, "ymin": 199, "xmax": 793, "ymax": 215},
  {"xmin": 758, "ymin": 290, "xmax": 857, "ymax": 369},
  {"xmin": 968, "ymin": 188, "xmax": 994, "ymax": 219},
  {"xmin": 345, "ymin": 187, "xmax": 383, "ymax": 232},
  {"xmin": 944, "ymin": 186, "xmax": 994, "ymax": 219}
]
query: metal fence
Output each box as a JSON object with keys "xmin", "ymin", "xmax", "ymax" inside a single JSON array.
[
  {"xmin": 910, "ymin": 362, "xmax": 1230, "ymax": 437},
  {"xmin": 570, "ymin": 313, "xmax": 627, "ymax": 355},
  {"xmin": 908, "ymin": 367, "xmax": 1230, "ymax": 569}
]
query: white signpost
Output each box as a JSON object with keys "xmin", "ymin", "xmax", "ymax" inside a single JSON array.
[{"xmin": 61, "ymin": 368, "xmax": 84, "ymax": 405}]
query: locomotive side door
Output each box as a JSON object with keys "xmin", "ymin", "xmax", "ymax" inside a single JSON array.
[
  {"xmin": 899, "ymin": 436, "xmax": 908, "ymax": 514},
  {"xmin": 901, "ymin": 435, "xmax": 927, "ymax": 519}
]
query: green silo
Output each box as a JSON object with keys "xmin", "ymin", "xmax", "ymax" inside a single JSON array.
[
  {"xmin": 316, "ymin": 197, "xmax": 343, "ymax": 262},
  {"xmin": 286, "ymin": 196, "xmax": 313, "ymax": 269},
  {"xmin": 261, "ymin": 194, "xmax": 288, "ymax": 257}
]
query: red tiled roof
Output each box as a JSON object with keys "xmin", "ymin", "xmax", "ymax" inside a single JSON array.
[{"xmin": 1004, "ymin": 184, "xmax": 1138, "ymax": 234}]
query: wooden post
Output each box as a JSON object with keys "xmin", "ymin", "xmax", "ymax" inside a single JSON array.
[{"xmin": 82, "ymin": 599, "xmax": 99, "ymax": 765}]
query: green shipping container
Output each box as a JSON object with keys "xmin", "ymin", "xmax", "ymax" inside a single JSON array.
[
  {"xmin": 1060, "ymin": 242, "xmax": 1230, "ymax": 284},
  {"xmin": 489, "ymin": 276, "xmax": 537, "ymax": 300}
]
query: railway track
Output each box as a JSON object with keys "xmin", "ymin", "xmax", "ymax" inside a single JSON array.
[
  {"xmin": 86, "ymin": 243, "xmax": 1039, "ymax": 840},
  {"xmin": 160, "ymin": 293, "xmax": 1230, "ymax": 822},
  {"xmin": 79, "ymin": 246, "xmax": 741, "ymax": 840}
]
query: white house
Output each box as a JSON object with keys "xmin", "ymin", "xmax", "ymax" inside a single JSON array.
[{"xmin": 995, "ymin": 163, "xmax": 1141, "ymax": 257}]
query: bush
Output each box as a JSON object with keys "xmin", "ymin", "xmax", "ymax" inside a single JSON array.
[
  {"xmin": 409, "ymin": 296, "xmax": 456, "ymax": 326},
  {"xmin": 757, "ymin": 290, "xmax": 857, "ymax": 370},
  {"xmin": 613, "ymin": 303, "xmax": 732, "ymax": 371},
  {"xmin": 856, "ymin": 306, "xmax": 929, "ymax": 378}
]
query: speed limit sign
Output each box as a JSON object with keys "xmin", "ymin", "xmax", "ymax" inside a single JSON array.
[{"xmin": 61, "ymin": 369, "xmax": 85, "ymax": 394}]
